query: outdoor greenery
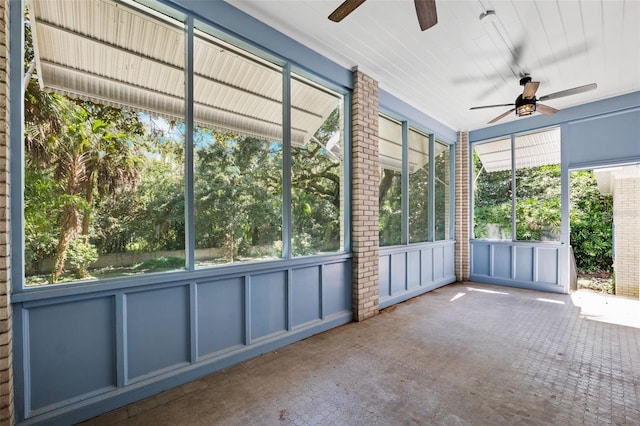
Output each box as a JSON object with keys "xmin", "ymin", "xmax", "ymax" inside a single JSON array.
[
  {"xmin": 570, "ymin": 170, "xmax": 613, "ymax": 272},
  {"xmin": 379, "ymin": 143, "xmax": 451, "ymax": 246}
]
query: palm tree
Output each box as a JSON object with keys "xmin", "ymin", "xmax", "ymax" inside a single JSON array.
[{"xmin": 25, "ymin": 81, "xmax": 144, "ymax": 282}]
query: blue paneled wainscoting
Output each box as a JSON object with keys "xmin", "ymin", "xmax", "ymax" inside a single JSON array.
[
  {"xmin": 12, "ymin": 255, "xmax": 352, "ymax": 425},
  {"xmin": 470, "ymin": 240, "xmax": 567, "ymax": 293},
  {"xmin": 379, "ymin": 241, "xmax": 456, "ymax": 309}
]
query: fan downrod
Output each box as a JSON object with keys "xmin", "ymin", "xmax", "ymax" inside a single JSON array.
[{"xmin": 519, "ymin": 75, "xmax": 532, "ymax": 86}]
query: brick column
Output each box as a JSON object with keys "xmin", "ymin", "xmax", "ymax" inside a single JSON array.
[
  {"xmin": 351, "ymin": 68, "xmax": 379, "ymax": 321},
  {"xmin": 0, "ymin": 0, "xmax": 13, "ymax": 424},
  {"xmin": 455, "ymin": 131, "xmax": 470, "ymax": 281}
]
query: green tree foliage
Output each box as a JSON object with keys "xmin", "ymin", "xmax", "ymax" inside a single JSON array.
[
  {"xmin": 25, "ymin": 85, "xmax": 145, "ymax": 282},
  {"xmin": 473, "ymin": 149, "xmax": 512, "ymax": 239},
  {"xmin": 195, "ymin": 131, "xmax": 282, "ymax": 261},
  {"xmin": 379, "ymin": 169, "xmax": 402, "ymax": 246},
  {"xmin": 292, "ymin": 108, "xmax": 342, "ymax": 255},
  {"xmin": 570, "ymin": 170, "xmax": 613, "ymax": 272}
]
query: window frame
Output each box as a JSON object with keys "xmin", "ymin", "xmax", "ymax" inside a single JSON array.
[
  {"xmin": 11, "ymin": 0, "xmax": 350, "ymax": 292},
  {"xmin": 471, "ymin": 126, "xmax": 562, "ymax": 242},
  {"xmin": 378, "ymin": 112, "xmax": 455, "ymax": 247}
]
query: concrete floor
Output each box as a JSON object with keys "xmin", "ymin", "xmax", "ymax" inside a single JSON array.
[{"xmin": 81, "ymin": 282, "xmax": 640, "ymax": 425}]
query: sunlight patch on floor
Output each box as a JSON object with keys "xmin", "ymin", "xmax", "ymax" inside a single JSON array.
[{"xmin": 571, "ymin": 289, "xmax": 640, "ymax": 328}]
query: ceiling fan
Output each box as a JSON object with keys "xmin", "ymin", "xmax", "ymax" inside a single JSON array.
[
  {"xmin": 329, "ymin": 0, "xmax": 438, "ymax": 31},
  {"xmin": 470, "ymin": 76, "xmax": 597, "ymax": 124}
]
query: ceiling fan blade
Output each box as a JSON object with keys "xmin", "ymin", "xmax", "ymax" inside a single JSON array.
[
  {"xmin": 328, "ymin": 0, "xmax": 367, "ymax": 22},
  {"xmin": 414, "ymin": 0, "xmax": 437, "ymax": 31},
  {"xmin": 488, "ymin": 108, "xmax": 516, "ymax": 124},
  {"xmin": 536, "ymin": 103, "xmax": 559, "ymax": 115},
  {"xmin": 522, "ymin": 81, "xmax": 540, "ymax": 100},
  {"xmin": 470, "ymin": 103, "xmax": 514, "ymax": 110},
  {"xmin": 538, "ymin": 83, "xmax": 597, "ymax": 102}
]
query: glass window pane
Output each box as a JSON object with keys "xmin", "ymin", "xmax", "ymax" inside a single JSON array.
[
  {"xmin": 379, "ymin": 116, "xmax": 403, "ymax": 246},
  {"xmin": 473, "ymin": 138, "xmax": 513, "ymax": 240},
  {"xmin": 193, "ymin": 24, "xmax": 283, "ymax": 266},
  {"xmin": 24, "ymin": 0, "xmax": 186, "ymax": 285},
  {"xmin": 408, "ymin": 130, "xmax": 429, "ymax": 243},
  {"xmin": 514, "ymin": 128, "xmax": 561, "ymax": 241},
  {"xmin": 291, "ymin": 75, "xmax": 344, "ymax": 257},
  {"xmin": 435, "ymin": 141, "xmax": 451, "ymax": 240}
]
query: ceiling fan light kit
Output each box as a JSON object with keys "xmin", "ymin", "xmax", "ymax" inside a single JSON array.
[{"xmin": 515, "ymin": 96, "xmax": 536, "ymax": 117}]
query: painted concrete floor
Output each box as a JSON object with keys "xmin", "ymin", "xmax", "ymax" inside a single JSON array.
[{"xmin": 81, "ymin": 282, "xmax": 640, "ymax": 425}]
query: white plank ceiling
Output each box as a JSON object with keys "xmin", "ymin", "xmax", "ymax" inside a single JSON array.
[{"xmin": 226, "ymin": 0, "xmax": 640, "ymax": 131}]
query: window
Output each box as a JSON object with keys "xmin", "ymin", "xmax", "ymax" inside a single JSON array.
[
  {"xmin": 24, "ymin": 0, "xmax": 187, "ymax": 285},
  {"xmin": 473, "ymin": 138, "xmax": 513, "ymax": 240},
  {"xmin": 472, "ymin": 128, "xmax": 561, "ymax": 241},
  {"xmin": 435, "ymin": 141, "xmax": 451, "ymax": 240},
  {"xmin": 408, "ymin": 130, "xmax": 429, "ymax": 243},
  {"xmin": 193, "ymin": 26, "xmax": 284, "ymax": 266},
  {"xmin": 291, "ymin": 74, "xmax": 345, "ymax": 256},
  {"xmin": 514, "ymin": 129, "xmax": 561, "ymax": 241},
  {"xmin": 379, "ymin": 116, "xmax": 403, "ymax": 246},
  {"xmin": 378, "ymin": 114, "xmax": 453, "ymax": 246},
  {"xmin": 22, "ymin": 0, "xmax": 347, "ymax": 287}
]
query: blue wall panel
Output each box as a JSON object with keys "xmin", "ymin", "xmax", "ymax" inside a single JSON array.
[
  {"xmin": 391, "ymin": 253, "xmax": 407, "ymax": 294},
  {"xmin": 197, "ymin": 278, "xmax": 245, "ymax": 358},
  {"xmin": 379, "ymin": 242, "xmax": 456, "ymax": 308},
  {"xmin": 537, "ymin": 248, "xmax": 559, "ymax": 284},
  {"xmin": 444, "ymin": 244, "xmax": 455, "ymax": 276},
  {"xmin": 472, "ymin": 244, "xmax": 490, "ymax": 276},
  {"xmin": 378, "ymin": 255, "xmax": 391, "ymax": 298},
  {"xmin": 421, "ymin": 247, "xmax": 434, "ymax": 283},
  {"xmin": 433, "ymin": 246, "xmax": 444, "ymax": 280},
  {"xmin": 250, "ymin": 272, "xmax": 287, "ymax": 339},
  {"xmin": 126, "ymin": 286, "xmax": 190, "ymax": 380},
  {"xmin": 28, "ymin": 297, "xmax": 116, "ymax": 411},
  {"xmin": 291, "ymin": 267, "xmax": 321, "ymax": 327},
  {"xmin": 407, "ymin": 250, "xmax": 421, "ymax": 289},
  {"xmin": 323, "ymin": 261, "xmax": 352, "ymax": 315},
  {"xmin": 493, "ymin": 245, "xmax": 512, "ymax": 279},
  {"xmin": 515, "ymin": 246, "xmax": 534, "ymax": 282},
  {"xmin": 471, "ymin": 241, "xmax": 563, "ymax": 293}
]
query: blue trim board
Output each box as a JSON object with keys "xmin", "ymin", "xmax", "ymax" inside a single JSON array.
[
  {"xmin": 12, "ymin": 252, "xmax": 353, "ymax": 303},
  {"xmin": 469, "ymin": 275, "xmax": 565, "ymax": 295}
]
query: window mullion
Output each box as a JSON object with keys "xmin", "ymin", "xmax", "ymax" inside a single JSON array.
[
  {"xmin": 282, "ymin": 63, "xmax": 292, "ymax": 258},
  {"xmin": 510, "ymin": 134, "xmax": 516, "ymax": 241},
  {"xmin": 428, "ymin": 134, "xmax": 435, "ymax": 241},
  {"xmin": 11, "ymin": 0, "xmax": 25, "ymax": 290},
  {"xmin": 401, "ymin": 122, "xmax": 409, "ymax": 245},
  {"xmin": 184, "ymin": 17, "xmax": 195, "ymax": 270}
]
